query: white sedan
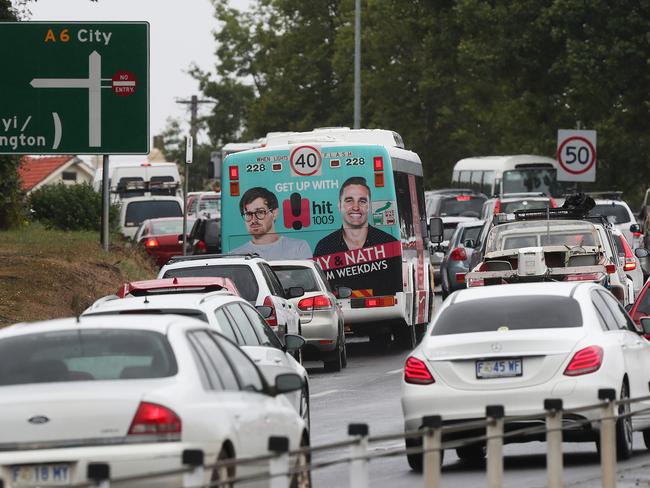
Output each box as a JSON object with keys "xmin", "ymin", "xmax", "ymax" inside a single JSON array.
[
  {"xmin": 0, "ymin": 315, "xmax": 309, "ymax": 487},
  {"xmin": 402, "ymin": 281, "xmax": 650, "ymax": 470}
]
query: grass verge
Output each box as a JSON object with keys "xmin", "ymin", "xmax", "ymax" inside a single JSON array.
[{"xmin": 0, "ymin": 223, "xmax": 158, "ymax": 327}]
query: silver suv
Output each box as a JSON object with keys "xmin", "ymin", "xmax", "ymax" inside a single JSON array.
[{"xmin": 158, "ymin": 254, "xmax": 301, "ymax": 339}]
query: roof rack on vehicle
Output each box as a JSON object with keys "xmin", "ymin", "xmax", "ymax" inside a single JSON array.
[
  {"xmin": 167, "ymin": 253, "xmax": 261, "ymax": 263},
  {"xmin": 584, "ymin": 191, "xmax": 623, "ymax": 201},
  {"xmin": 513, "ymin": 207, "xmax": 588, "ymax": 221}
]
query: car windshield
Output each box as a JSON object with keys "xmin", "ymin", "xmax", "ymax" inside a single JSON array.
[
  {"xmin": 460, "ymin": 225, "xmax": 482, "ymax": 243},
  {"xmin": 125, "ymin": 201, "xmax": 182, "ymax": 227},
  {"xmin": 588, "ymin": 204, "xmax": 631, "ymax": 224},
  {"xmin": 0, "ymin": 329, "xmax": 177, "ymax": 385},
  {"xmin": 485, "ymin": 221, "xmax": 600, "ymax": 253},
  {"xmin": 272, "ymin": 266, "xmax": 320, "ymax": 293},
  {"xmin": 198, "ymin": 198, "xmax": 221, "ymax": 215},
  {"xmin": 150, "ymin": 218, "xmax": 195, "ymax": 235},
  {"xmin": 432, "ymin": 296, "xmax": 582, "ymax": 335},
  {"xmin": 438, "ymin": 196, "xmax": 485, "ymax": 218},
  {"xmin": 163, "ymin": 265, "xmax": 258, "ymax": 302}
]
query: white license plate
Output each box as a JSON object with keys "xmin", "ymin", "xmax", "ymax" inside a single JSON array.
[
  {"xmin": 10, "ymin": 464, "xmax": 71, "ymax": 486},
  {"xmin": 476, "ymin": 358, "xmax": 522, "ymax": 379}
]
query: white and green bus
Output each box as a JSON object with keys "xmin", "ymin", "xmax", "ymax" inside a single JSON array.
[{"xmin": 219, "ymin": 128, "xmax": 435, "ymax": 347}]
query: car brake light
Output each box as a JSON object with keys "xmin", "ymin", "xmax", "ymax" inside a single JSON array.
[
  {"xmin": 196, "ymin": 240, "xmax": 206, "ymax": 252},
  {"xmin": 450, "ymin": 247, "xmax": 467, "ymax": 261},
  {"xmin": 128, "ymin": 402, "xmax": 181, "ymax": 437},
  {"xmin": 298, "ymin": 295, "xmax": 333, "ymax": 311},
  {"xmin": 605, "ymin": 264, "xmax": 616, "ymax": 274},
  {"xmin": 263, "ymin": 296, "xmax": 278, "ymax": 327},
  {"xmin": 550, "ymin": 197, "xmax": 558, "ymax": 208},
  {"xmin": 493, "ymin": 199, "xmax": 501, "ymax": 214},
  {"xmin": 563, "ymin": 346, "xmax": 603, "ymax": 376},
  {"xmin": 404, "ymin": 357, "xmax": 435, "ymax": 385},
  {"xmin": 144, "ymin": 238, "xmax": 159, "ymax": 248},
  {"xmin": 456, "ymin": 195, "xmax": 471, "ymax": 201}
]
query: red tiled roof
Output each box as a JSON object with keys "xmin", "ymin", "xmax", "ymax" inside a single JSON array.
[{"xmin": 18, "ymin": 156, "xmax": 74, "ymax": 191}]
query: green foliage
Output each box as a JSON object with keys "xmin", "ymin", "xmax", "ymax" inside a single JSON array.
[
  {"xmin": 29, "ymin": 183, "xmax": 120, "ymax": 232},
  {"xmin": 200, "ymin": 0, "xmax": 650, "ymax": 198}
]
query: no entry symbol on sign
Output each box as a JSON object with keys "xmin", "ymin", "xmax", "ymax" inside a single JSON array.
[{"xmin": 112, "ymin": 71, "xmax": 137, "ymax": 96}]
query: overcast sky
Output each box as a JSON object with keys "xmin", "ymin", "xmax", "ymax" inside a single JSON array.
[{"xmin": 26, "ymin": 0, "xmax": 251, "ymax": 146}]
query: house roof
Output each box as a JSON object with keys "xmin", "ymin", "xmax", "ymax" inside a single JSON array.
[{"xmin": 18, "ymin": 156, "xmax": 74, "ymax": 191}]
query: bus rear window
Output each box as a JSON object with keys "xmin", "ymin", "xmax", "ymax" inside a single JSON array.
[{"xmin": 125, "ymin": 201, "xmax": 182, "ymax": 227}]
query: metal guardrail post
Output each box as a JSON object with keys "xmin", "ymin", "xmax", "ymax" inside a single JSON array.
[
  {"xmin": 182, "ymin": 449, "xmax": 205, "ymax": 488},
  {"xmin": 349, "ymin": 423, "xmax": 369, "ymax": 488},
  {"xmin": 544, "ymin": 398, "xmax": 564, "ymax": 488},
  {"xmin": 598, "ymin": 388, "xmax": 617, "ymax": 488},
  {"xmin": 87, "ymin": 463, "xmax": 110, "ymax": 488},
  {"xmin": 486, "ymin": 405, "xmax": 504, "ymax": 488},
  {"xmin": 422, "ymin": 415, "xmax": 442, "ymax": 488},
  {"xmin": 269, "ymin": 436, "xmax": 291, "ymax": 488}
]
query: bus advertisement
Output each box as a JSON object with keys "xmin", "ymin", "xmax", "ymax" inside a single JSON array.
[{"xmin": 220, "ymin": 129, "xmax": 432, "ymax": 346}]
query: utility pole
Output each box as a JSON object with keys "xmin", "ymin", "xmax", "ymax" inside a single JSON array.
[
  {"xmin": 354, "ymin": 0, "xmax": 361, "ymax": 129},
  {"xmin": 175, "ymin": 95, "xmax": 215, "ymax": 254}
]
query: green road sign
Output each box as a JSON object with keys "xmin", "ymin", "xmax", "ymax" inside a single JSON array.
[{"xmin": 0, "ymin": 22, "xmax": 149, "ymax": 154}]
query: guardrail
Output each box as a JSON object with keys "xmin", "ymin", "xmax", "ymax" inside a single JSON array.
[{"xmin": 2, "ymin": 387, "xmax": 649, "ymax": 488}]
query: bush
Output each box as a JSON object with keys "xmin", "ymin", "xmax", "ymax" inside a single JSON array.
[{"xmin": 30, "ymin": 183, "xmax": 120, "ymax": 232}]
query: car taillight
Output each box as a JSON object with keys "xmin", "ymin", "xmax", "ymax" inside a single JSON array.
[
  {"xmin": 624, "ymin": 257, "xmax": 636, "ymax": 271},
  {"xmin": 493, "ymin": 199, "xmax": 501, "ymax": 214},
  {"xmin": 196, "ymin": 240, "xmax": 206, "ymax": 252},
  {"xmin": 450, "ymin": 247, "xmax": 467, "ymax": 261},
  {"xmin": 144, "ymin": 238, "xmax": 159, "ymax": 248},
  {"xmin": 263, "ymin": 296, "xmax": 278, "ymax": 327},
  {"xmin": 563, "ymin": 346, "xmax": 603, "ymax": 376},
  {"xmin": 550, "ymin": 197, "xmax": 558, "ymax": 208},
  {"xmin": 605, "ymin": 264, "xmax": 616, "ymax": 274},
  {"xmin": 467, "ymin": 277, "xmax": 485, "ymax": 287},
  {"xmin": 128, "ymin": 402, "xmax": 181, "ymax": 438},
  {"xmin": 404, "ymin": 357, "xmax": 435, "ymax": 385},
  {"xmin": 298, "ymin": 294, "xmax": 333, "ymax": 311},
  {"xmin": 456, "ymin": 195, "xmax": 471, "ymax": 201},
  {"xmin": 565, "ymin": 272, "xmax": 605, "ymax": 282}
]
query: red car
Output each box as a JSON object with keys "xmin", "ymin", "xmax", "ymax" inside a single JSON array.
[
  {"xmin": 116, "ymin": 277, "xmax": 240, "ymax": 298},
  {"xmin": 628, "ymin": 279, "xmax": 650, "ymax": 327},
  {"xmin": 135, "ymin": 217, "xmax": 195, "ymax": 266}
]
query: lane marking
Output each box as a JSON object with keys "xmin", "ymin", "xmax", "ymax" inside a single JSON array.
[
  {"xmin": 385, "ymin": 368, "xmax": 402, "ymax": 375},
  {"xmin": 311, "ymin": 389, "xmax": 342, "ymax": 399}
]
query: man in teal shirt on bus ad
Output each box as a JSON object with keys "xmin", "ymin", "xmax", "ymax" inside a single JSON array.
[{"xmin": 231, "ymin": 187, "xmax": 313, "ymax": 260}]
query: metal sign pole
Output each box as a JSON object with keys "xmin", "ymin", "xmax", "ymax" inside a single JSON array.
[
  {"xmin": 101, "ymin": 154, "xmax": 110, "ymax": 251},
  {"xmin": 183, "ymin": 136, "xmax": 193, "ymax": 256}
]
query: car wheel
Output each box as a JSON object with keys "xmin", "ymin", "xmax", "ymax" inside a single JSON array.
[
  {"xmin": 456, "ymin": 444, "xmax": 486, "ymax": 463},
  {"xmin": 616, "ymin": 381, "xmax": 633, "ymax": 460},
  {"xmin": 211, "ymin": 445, "xmax": 235, "ymax": 488},
  {"xmin": 324, "ymin": 340, "xmax": 343, "ymax": 372},
  {"xmin": 290, "ymin": 433, "xmax": 312, "ymax": 488},
  {"xmin": 643, "ymin": 429, "xmax": 650, "ymax": 449}
]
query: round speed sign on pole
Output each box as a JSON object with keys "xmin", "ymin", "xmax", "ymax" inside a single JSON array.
[{"xmin": 556, "ymin": 129, "xmax": 597, "ymax": 182}]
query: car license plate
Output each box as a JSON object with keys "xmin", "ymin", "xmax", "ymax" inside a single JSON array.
[
  {"xmin": 476, "ymin": 358, "xmax": 522, "ymax": 379},
  {"xmin": 11, "ymin": 464, "xmax": 71, "ymax": 486}
]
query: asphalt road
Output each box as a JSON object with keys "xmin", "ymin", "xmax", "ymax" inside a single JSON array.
[{"xmin": 303, "ymin": 294, "xmax": 650, "ymax": 487}]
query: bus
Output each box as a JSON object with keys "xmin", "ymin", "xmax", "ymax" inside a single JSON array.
[
  {"xmin": 219, "ymin": 128, "xmax": 433, "ymax": 347},
  {"xmin": 451, "ymin": 155, "xmax": 564, "ymax": 197}
]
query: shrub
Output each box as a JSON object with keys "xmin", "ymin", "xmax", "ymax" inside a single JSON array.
[{"xmin": 29, "ymin": 183, "xmax": 120, "ymax": 232}]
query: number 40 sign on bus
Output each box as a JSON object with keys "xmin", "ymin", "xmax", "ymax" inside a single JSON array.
[{"xmin": 556, "ymin": 129, "xmax": 597, "ymax": 182}]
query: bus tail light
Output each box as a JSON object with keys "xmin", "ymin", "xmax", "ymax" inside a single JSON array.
[
  {"xmin": 230, "ymin": 181, "xmax": 240, "ymax": 196},
  {"xmin": 375, "ymin": 172, "xmax": 384, "ymax": 187},
  {"xmin": 263, "ymin": 296, "xmax": 278, "ymax": 327},
  {"xmin": 229, "ymin": 165, "xmax": 240, "ymax": 196},
  {"xmin": 373, "ymin": 156, "xmax": 384, "ymax": 171},
  {"xmin": 350, "ymin": 296, "xmax": 396, "ymax": 308}
]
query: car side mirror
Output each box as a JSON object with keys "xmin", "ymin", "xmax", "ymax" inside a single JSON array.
[
  {"xmin": 428, "ymin": 217, "xmax": 443, "ymax": 243},
  {"xmin": 463, "ymin": 239, "xmax": 476, "ymax": 248},
  {"xmin": 287, "ymin": 287, "xmax": 304, "ymax": 299},
  {"xmin": 640, "ymin": 317, "xmax": 650, "ymax": 335},
  {"xmin": 630, "ymin": 223, "xmax": 641, "ymax": 234},
  {"xmin": 635, "ymin": 248, "xmax": 649, "ymax": 259},
  {"xmin": 336, "ymin": 286, "xmax": 352, "ymax": 299},
  {"xmin": 283, "ymin": 333, "xmax": 305, "ymax": 353},
  {"xmin": 273, "ymin": 373, "xmax": 303, "ymax": 395},
  {"xmin": 256, "ymin": 306, "xmax": 273, "ymax": 319}
]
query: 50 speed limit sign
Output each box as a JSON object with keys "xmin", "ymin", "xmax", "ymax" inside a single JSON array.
[
  {"xmin": 556, "ymin": 129, "xmax": 597, "ymax": 182},
  {"xmin": 290, "ymin": 145, "xmax": 322, "ymax": 177}
]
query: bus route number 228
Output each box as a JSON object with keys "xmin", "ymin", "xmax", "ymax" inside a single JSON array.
[
  {"xmin": 246, "ymin": 164, "xmax": 265, "ymax": 172},
  {"xmin": 345, "ymin": 157, "xmax": 365, "ymax": 166}
]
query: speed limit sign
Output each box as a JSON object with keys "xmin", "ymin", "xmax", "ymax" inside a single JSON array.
[
  {"xmin": 290, "ymin": 145, "xmax": 322, "ymax": 177},
  {"xmin": 556, "ymin": 129, "xmax": 597, "ymax": 182}
]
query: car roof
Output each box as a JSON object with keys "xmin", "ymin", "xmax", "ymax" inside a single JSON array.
[
  {"xmin": 0, "ymin": 314, "xmax": 204, "ymax": 339},
  {"xmin": 592, "ymin": 199, "xmax": 633, "ymax": 210},
  {"xmin": 84, "ymin": 292, "xmax": 245, "ymax": 315},
  {"xmin": 162, "ymin": 255, "xmax": 265, "ymax": 270},
  {"xmin": 270, "ymin": 260, "xmax": 318, "ymax": 268},
  {"xmin": 451, "ymin": 282, "xmax": 591, "ymax": 303}
]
